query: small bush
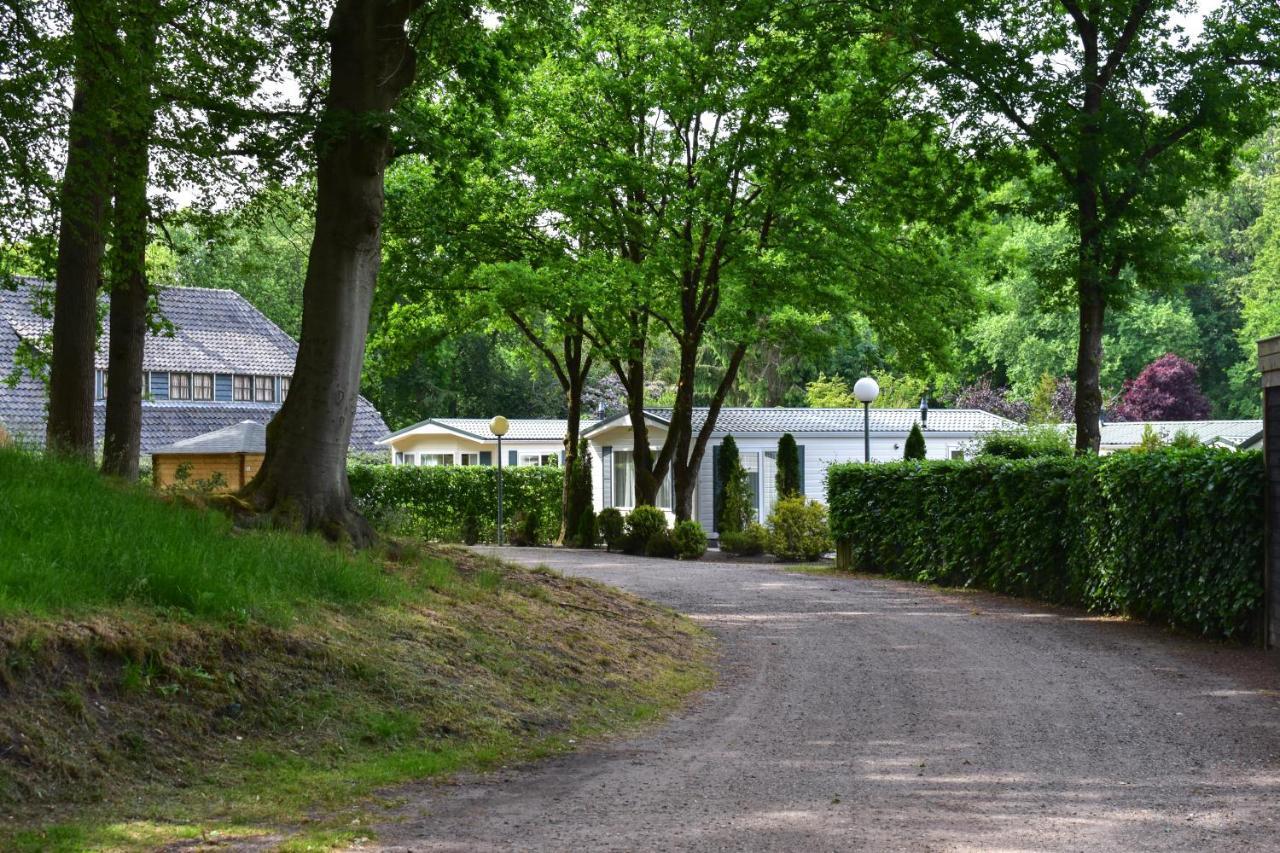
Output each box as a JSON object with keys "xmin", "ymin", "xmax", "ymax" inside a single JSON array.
[
  {"xmin": 904, "ymin": 422, "xmax": 926, "ymax": 460},
  {"xmin": 672, "ymin": 520, "xmax": 707, "ymax": 560},
  {"xmin": 644, "ymin": 529, "xmax": 677, "ymax": 559},
  {"xmin": 720, "ymin": 522, "xmax": 768, "ymax": 557},
  {"xmin": 624, "ymin": 505, "xmax": 668, "ymax": 555},
  {"xmin": 716, "ymin": 435, "xmax": 752, "ymax": 533},
  {"xmin": 460, "ymin": 512, "xmax": 480, "ymax": 546},
  {"xmin": 575, "ymin": 508, "xmax": 597, "ymax": 548},
  {"xmin": 597, "ymin": 508, "xmax": 625, "ymax": 551},
  {"xmin": 766, "ymin": 498, "xmax": 832, "ymax": 561},
  {"xmin": 506, "ymin": 509, "xmax": 541, "ymax": 547},
  {"xmin": 977, "ymin": 426, "xmax": 1072, "ymax": 459}
]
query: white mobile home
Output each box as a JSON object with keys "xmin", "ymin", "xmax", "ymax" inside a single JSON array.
[
  {"xmin": 583, "ymin": 407, "xmax": 1018, "ymax": 535},
  {"xmin": 378, "ymin": 418, "xmax": 595, "ymax": 467}
]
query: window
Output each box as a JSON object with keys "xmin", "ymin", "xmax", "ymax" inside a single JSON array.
[
  {"xmin": 169, "ymin": 372, "xmax": 192, "ymax": 400},
  {"xmin": 460, "ymin": 453, "xmax": 481, "ymax": 466},
  {"xmin": 950, "ymin": 449, "xmax": 966, "ymax": 460},
  {"xmin": 418, "ymin": 453, "xmax": 453, "ymax": 466},
  {"xmin": 193, "ymin": 373, "xmax": 213, "ymax": 401},
  {"xmin": 395, "ymin": 452, "xmax": 407, "ymax": 465},
  {"xmin": 280, "ymin": 376, "xmax": 290, "ymax": 399},
  {"xmin": 254, "ymin": 376, "xmax": 275, "ymax": 403},
  {"xmin": 741, "ymin": 451, "xmax": 760, "ymax": 522},
  {"xmin": 520, "ymin": 453, "xmax": 559, "ymax": 467},
  {"xmin": 612, "ymin": 450, "xmax": 672, "ymax": 509},
  {"xmin": 233, "ymin": 375, "xmax": 253, "ymax": 401},
  {"xmin": 95, "ymin": 369, "xmax": 106, "ymax": 401}
]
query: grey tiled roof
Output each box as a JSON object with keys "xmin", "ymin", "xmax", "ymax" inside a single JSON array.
[
  {"xmin": 151, "ymin": 420, "xmax": 266, "ymax": 455},
  {"xmin": 0, "ymin": 280, "xmax": 389, "ymax": 453},
  {"xmin": 382, "ymin": 418, "xmax": 598, "ymax": 443},
  {"xmin": 585, "ymin": 407, "xmax": 1018, "ymax": 437},
  {"xmin": 1097, "ymin": 420, "xmax": 1263, "ymax": 448}
]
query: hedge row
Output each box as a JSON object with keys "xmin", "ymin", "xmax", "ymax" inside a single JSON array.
[
  {"xmin": 348, "ymin": 464, "xmax": 563, "ymax": 543},
  {"xmin": 827, "ymin": 449, "xmax": 1265, "ymax": 639}
]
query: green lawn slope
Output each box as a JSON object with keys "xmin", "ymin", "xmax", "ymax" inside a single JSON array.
[{"xmin": 0, "ymin": 449, "xmax": 712, "ymax": 851}]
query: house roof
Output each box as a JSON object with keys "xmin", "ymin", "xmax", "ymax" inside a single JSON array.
[
  {"xmin": 0, "ymin": 280, "xmax": 389, "ymax": 453},
  {"xmin": 1, "ymin": 278, "xmax": 298, "ymax": 374},
  {"xmin": 582, "ymin": 407, "xmax": 1018, "ymax": 438},
  {"xmin": 380, "ymin": 417, "xmax": 598, "ymax": 444},
  {"xmin": 151, "ymin": 420, "xmax": 265, "ymax": 455},
  {"xmin": 1097, "ymin": 420, "xmax": 1263, "ymax": 449}
]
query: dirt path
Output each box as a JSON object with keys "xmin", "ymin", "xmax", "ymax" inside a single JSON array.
[{"xmin": 366, "ymin": 548, "xmax": 1280, "ymax": 851}]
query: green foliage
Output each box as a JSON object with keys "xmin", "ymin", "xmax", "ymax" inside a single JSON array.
[
  {"xmin": 564, "ymin": 438, "xmax": 593, "ymax": 546},
  {"xmin": 765, "ymin": 498, "xmax": 832, "ymax": 562},
  {"xmin": 716, "ymin": 436, "xmax": 752, "ymax": 534},
  {"xmin": 977, "ymin": 427, "xmax": 1071, "ymax": 459},
  {"xmin": 776, "ymin": 433, "xmax": 801, "ymax": 498},
  {"xmin": 671, "ymin": 520, "xmax": 708, "ymax": 561},
  {"xmin": 597, "ymin": 508, "xmax": 625, "ymax": 552},
  {"xmin": 644, "ymin": 529, "xmax": 677, "ymax": 559},
  {"xmin": 827, "ymin": 450, "xmax": 1265, "ymax": 639},
  {"xmin": 805, "ymin": 373, "xmax": 855, "ymax": 408},
  {"xmin": 719, "ymin": 523, "xmax": 768, "ymax": 557},
  {"xmin": 506, "ymin": 509, "xmax": 542, "ymax": 547},
  {"xmin": 903, "ymin": 423, "xmax": 926, "ymax": 460},
  {"xmin": 575, "ymin": 508, "xmax": 597, "ymax": 549},
  {"xmin": 624, "ymin": 506, "xmax": 668, "ymax": 556},
  {"xmin": 0, "ymin": 449, "xmax": 403, "ymax": 622},
  {"xmin": 348, "ymin": 464, "xmax": 562, "ymax": 545}
]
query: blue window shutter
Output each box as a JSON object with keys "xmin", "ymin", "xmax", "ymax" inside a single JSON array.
[
  {"xmin": 508, "ymin": 449, "xmax": 517, "ymax": 466},
  {"xmin": 214, "ymin": 374, "xmax": 232, "ymax": 402},
  {"xmin": 797, "ymin": 445, "xmax": 805, "ymax": 496},
  {"xmin": 712, "ymin": 444, "xmax": 721, "ymax": 531},
  {"xmin": 94, "ymin": 370, "xmax": 103, "ymax": 400},
  {"xmin": 479, "ymin": 451, "xmax": 492, "ymax": 466},
  {"xmin": 150, "ymin": 372, "xmax": 168, "ymax": 400},
  {"xmin": 601, "ymin": 446, "xmax": 612, "ymax": 507}
]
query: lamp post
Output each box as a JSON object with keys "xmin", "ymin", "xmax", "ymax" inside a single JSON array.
[
  {"xmin": 490, "ymin": 415, "xmax": 509, "ymax": 545},
  {"xmin": 853, "ymin": 377, "xmax": 880, "ymax": 463}
]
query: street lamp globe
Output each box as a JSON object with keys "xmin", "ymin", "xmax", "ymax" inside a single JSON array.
[
  {"xmin": 853, "ymin": 376, "xmax": 880, "ymax": 404},
  {"xmin": 489, "ymin": 415, "xmax": 510, "ymax": 437}
]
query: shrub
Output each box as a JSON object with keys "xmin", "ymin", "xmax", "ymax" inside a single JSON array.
[
  {"xmin": 644, "ymin": 529, "xmax": 677, "ymax": 559},
  {"xmin": 766, "ymin": 497, "xmax": 832, "ymax": 561},
  {"xmin": 776, "ymin": 433, "xmax": 801, "ymax": 498},
  {"xmin": 624, "ymin": 505, "xmax": 668, "ymax": 555},
  {"xmin": 563, "ymin": 438, "xmax": 593, "ymax": 544},
  {"xmin": 903, "ymin": 423, "xmax": 926, "ymax": 460},
  {"xmin": 575, "ymin": 507, "xmax": 597, "ymax": 548},
  {"xmin": 672, "ymin": 520, "xmax": 707, "ymax": 560},
  {"xmin": 348, "ymin": 464, "xmax": 561, "ymax": 543},
  {"xmin": 597, "ymin": 508, "xmax": 625, "ymax": 551},
  {"xmin": 977, "ymin": 426, "xmax": 1072, "ymax": 459},
  {"xmin": 506, "ymin": 509, "xmax": 541, "ymax": 547},
  {"xmin": 460, "ymin": 511, "xmax": 480, "ymax": 546},
  {"xmin": 716, "ymin": 435, "xmax": 752, "ymax": 533},
  {"xmin": 720, "ymin": 522, "xmax": 768, "ymax": 557},
  {"xmin": 826, "ymin": 450, "xmax": 1264, "ymax": 639}
]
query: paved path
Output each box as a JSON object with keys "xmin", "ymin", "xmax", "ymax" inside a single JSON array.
[{"xmin": 368, "ymin": 548, "xmax": 1280, "ymax": 851}]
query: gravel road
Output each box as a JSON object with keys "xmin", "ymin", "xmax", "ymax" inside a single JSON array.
[{"xmin": 366, "ymin": 548, "xmax": 1280, "ymax": 852}]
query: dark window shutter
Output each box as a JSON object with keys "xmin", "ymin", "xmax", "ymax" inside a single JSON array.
[
  {"xmin": 508, "ymin": 449, "xmax": 518, "ymax": 466},
  {"xmin": 712, "ymin": 444, "xmax": 722, "ymax": 532},
  {"xmin": 479, "ymin": 451, "xmax": 492, "ymax": 466},
  {"xmin": 797, "ymin": 445, "xmax": 805, "ymax": 496},
  {"xmin": 601, "ymin": 446, "xmax": 613, "ymax": 507}
]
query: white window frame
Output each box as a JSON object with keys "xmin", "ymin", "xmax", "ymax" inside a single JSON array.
[
  {"xmin": 460, "ymin": 452, "xmax": 481, "ymax": 466},
  {"xmin": 418, "ymin": 453, "xmax": 453, "ymax": 467},
  {"xmin": 395, "ymin": 452, "xmax": 407, "ymax": 465},
  {"xmin": 612, "ymin": 449, "xmax": 672, "ymax": 510}
]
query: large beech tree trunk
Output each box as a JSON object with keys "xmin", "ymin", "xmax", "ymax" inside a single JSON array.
[
  {"xmin": 242, "ymin": 0, "xmax": 421, "ymax": 544},
  {"xmin": 46, "ymin": 9, "xmax": 115, "ymax": 458},
  {"xmin": 102, "ymin": 4, "xmax": 158, "ymax": 479}
]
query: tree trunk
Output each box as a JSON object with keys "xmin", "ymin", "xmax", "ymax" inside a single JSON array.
[
  {"xmin": 46, "ymin": 8, "xmax": 116, "ymax": 458},
  {"xmin": 1072, "ymin": 19, "xmax": 1105, "ymax": 455},
  {"xmin": 242, "ymin": 0, "xmax": 421, "ymax": 545},
  {"xmin": 1073, "ymin": 275, "xmax": 1105, "ymax": 453},
  {"xmin": 672, "ymin": 341, "xmax": 746, "ymax": 521},
  {"xmin": 558, "ymin": 334, "xmax": 589, "ymax": 543},
  {"xmin": 101, "ymin": 4, "xmax": 158, "ymax": 479}
]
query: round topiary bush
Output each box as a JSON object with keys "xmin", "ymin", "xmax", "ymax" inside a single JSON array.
[
  {"xmin": 644, "ymin": 529, "xmax": 677, "ymax": 558},
  {"xmin": 597, "ymin": 507, "xmax": 625, "ymax": 551},
  {"xmin": 766, "ymin": 497, "xmax": 832, "ymax": 561},
  {"xmin": 672, "ymin": 520, "xmax": 707, "ymax": 560},
  {"xmin": 625, "ymin": 505, "xmax": 668, "ymax": 555}
]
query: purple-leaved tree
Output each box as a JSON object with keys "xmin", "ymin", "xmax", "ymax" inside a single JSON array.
[
  {"xmin": 947, "ymin": 376, "xmax": 1030, "ymax": 423},
  {"xmin": 1113, "ymin": 354, "xmax": 1211, "ymax": 422}
]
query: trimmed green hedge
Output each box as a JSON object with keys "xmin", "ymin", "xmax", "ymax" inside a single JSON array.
[
  {"xmin": 827, "ymin": 449, "xmax": 1264, "ymax": 639},
  {"xmin": 348, "ymin": 464, "xmax": 563, "ymax": 544}
]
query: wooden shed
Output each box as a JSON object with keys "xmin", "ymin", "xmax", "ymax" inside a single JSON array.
[{"xmin": 151, "ymin": 420, "xmax": 265, "ymax": 492}]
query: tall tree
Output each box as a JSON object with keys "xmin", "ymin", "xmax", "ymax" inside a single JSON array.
[
  {"xmin": 243, "ymin": 0, "xmax": 427, "ymax": 543},
  {"xmin": 45, "ymin": 2, "xmax": 116, "ymax": 457},
  {"xmin": 890, "ymin": 0, "xmax": 1280, "ymax": 451}
]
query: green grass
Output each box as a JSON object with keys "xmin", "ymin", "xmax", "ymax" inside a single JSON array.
[
  {"xmin": 0, "ymin": 448, "xmax": 714, "ymax": 850},
  {"xmin": 0, "ymin": 448, "xmax": 409, "ymax": 622}
]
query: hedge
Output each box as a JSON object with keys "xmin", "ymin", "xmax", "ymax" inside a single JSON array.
[
  {"xmin": 348, "ymin": 464, "xmax": 563, "ymax": 544},
  {"xmin": 827, "ymin": 449, "xmax": 1264, "ymax": 640}
]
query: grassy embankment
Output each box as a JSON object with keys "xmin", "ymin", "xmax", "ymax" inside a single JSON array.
[{"xmin": 0, "ymin": 448, "xmax": 712, "ymax": 850}]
